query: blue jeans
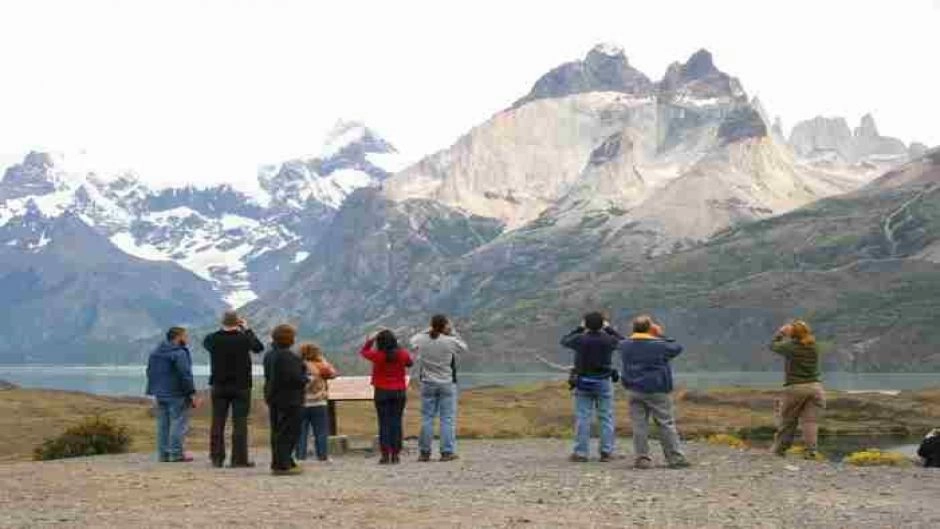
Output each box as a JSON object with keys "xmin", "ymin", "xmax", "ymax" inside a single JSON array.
[
  {"xmin": 155, "ymin": 396, "xmax": 190, "ymax": 461},
  {"xmin": 573, "ymin": 378, "xmax": 615, "ymax": 457},
  {"xmin": 296, "ymin": 405, "xmax": 330, "ymax": 460},
  {"xmin": 419, "ymin": 381, "xmax": 458, "ymax": 455}
]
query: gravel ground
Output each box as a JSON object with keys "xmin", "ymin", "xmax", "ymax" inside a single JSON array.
[{"xmin": 1, "ymin": 439, "xmax": 938, "ymax": 529}]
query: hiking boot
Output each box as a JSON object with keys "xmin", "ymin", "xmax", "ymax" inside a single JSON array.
[
  {"xmin": 599, "ymin": 452, "xmax": 613, "ymax": 463},
  {"xmin": 633, "ymin": 456, "xmax": 653, "ymax": 470},
  {"xmin": 168, "ymin": 453, "xmax": 194, "ymax": 463},
  {"xmin": 418, "ymin": 452, "xmax": 432, "ymax": 463},
  {"xmin": 569, "ymin": 454, "xmax": 589, "ymax": 463},
  {"xmin": 229, "ymin": 461, "xmax": 256, "ymax": 469},
  {"xmin": 667, "ymin": 457, "xmax": 692, "ymax": 469},
  {"xmin": 379, "ymin": 453, "xmax": 391, "ymax": 465},
  {"xmin": 440, "ymin": 453, "xmax": 459, "ymax": 462},
  {"xmin": 211, "ymin": 459, "xmax": 225, "ymax": 469},
  {"xmin": 391, "ymin": 453, "xmax": 401, "ymax": 465}
]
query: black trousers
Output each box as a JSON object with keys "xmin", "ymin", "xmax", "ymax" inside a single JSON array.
[
  {"xmin": 267, "ymin": 402, "xmax": 303, "ymax": 471},
  {"xmin": 210, "ymin": 386, "xmax": 252, "ymax": 465},
  {"xmin": 374, "ymin": 389, "xmax": 407, "ymax": 454}
]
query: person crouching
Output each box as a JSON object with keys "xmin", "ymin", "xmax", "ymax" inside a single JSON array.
[
  {"xmin": 263, "ymin": 324, "xmax": 309, "ymax": 475},
  {"xmin": 618, "ymin": 315, "xmax": 690, "ymax": 469}
]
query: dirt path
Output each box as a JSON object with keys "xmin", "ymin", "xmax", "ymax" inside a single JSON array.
[{"xmin": 2, "ymin": 439, "xmax": 938, "ymax": 528}]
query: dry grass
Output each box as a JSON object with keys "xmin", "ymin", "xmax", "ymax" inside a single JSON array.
[{"xmin": 3, "ymin": 382, "xmax": 940, "ymax": 462}]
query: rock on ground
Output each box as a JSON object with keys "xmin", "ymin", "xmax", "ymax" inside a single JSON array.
[{"xmin": 1, "ymin": 439, "xmax": 938, "ymax": 528}]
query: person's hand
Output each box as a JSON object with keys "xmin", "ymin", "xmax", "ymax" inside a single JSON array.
[
  {"xmin": 237, "ymin": 318, "xmax": 248, "ymax": 330},
  {"xmin": 189, "ymin": 396, "xmax": 202, "ymax": 409},
  {"xmin": 651, "ymin": 323, "xmax": 664, "ymax": 337},
  {"xmin": 778, "ymin": 324, "xmax": 793, "ymax": 337},
  {"xmin": 444, "ymin": 322, "xmax": 454, "ymax": 336}
]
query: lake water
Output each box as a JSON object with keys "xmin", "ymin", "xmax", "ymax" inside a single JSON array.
[{"xmin": 0, "ymin": 365, "xmax": 937, "ymax": 397}]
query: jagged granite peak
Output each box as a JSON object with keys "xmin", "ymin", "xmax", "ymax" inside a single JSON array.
[
  {"xmin": 514, "ymin": 44, "xmax": 653, "ymax": 107},
  {"xmin": 659, "ymin": 48, "xmax": 747, "ymax": 102},
  {"xmin": 855, "ymin": 113, "xmax": 879, "ymax": 138},
  {"xmin": 788, "ymin": 116, "xmax": 854, "ymax": 160}
]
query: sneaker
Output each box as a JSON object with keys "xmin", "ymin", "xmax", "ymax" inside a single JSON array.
[
  {"xmin": 599, "ymin": 452, "xmax": 613, "ymax": 463},
  {"xmin": 569, "ymin": 454, "xmax": 589, "ymax": 463},
  {"xmin": 633, "ymin": 456, "xmax": 653, "ymax": 470},
  {"xmin": 317, "ymin": 457, "xmax": 331, "ymax": 463},
  {"xmin": 168, "ymin": 454, "xmax": 194, "ymax": 463},
  {"xmin": 667, "ymin": 457, "xmax": 692, "ymax": 469},
  {"xmin": 439, "ymin": 453, "xmax": 459, "ymax": 462},
  {"xmin": 379, "ymin": 453, "xmax": 391, "ymax": 465},
  {"xmin": 418, "ymin": 452, "xmax": 432, "ymax": 463},
  {"xmin": 211, "ymin": 460, "xmax": 225, "ymax": 469}
]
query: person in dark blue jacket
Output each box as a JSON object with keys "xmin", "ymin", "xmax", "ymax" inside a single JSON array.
[
  {"xmin": 146, "ymin": 327, "xmax": 196, "ymax": 463},
  {"xmin": 560, "ymin": 311, "xmax": 624, "ymax": 462},
  {"xmin": 618, "ymin": 315, "xmax": 690, "ymax": 470}
]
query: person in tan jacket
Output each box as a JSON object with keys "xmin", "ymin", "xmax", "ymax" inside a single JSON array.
[{"xmin": 295, "ymin": 343, "xmax": 337, "ymax": 462}]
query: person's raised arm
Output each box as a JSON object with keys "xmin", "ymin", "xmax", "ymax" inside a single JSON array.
[
  {"xmin": 603, "ymin": 325, "xmax": 625, "ymax": 340},
  {"xmin": 560, "ymin": 326, "xmax": 585, "ymax": 348},
  {"xmin": 245, "ymin": 329, "xmax": 264, "ymax": 354},
  {"xmin": 663, "ymin": 340, "xmax": 684, "ymax": 360},
  {"xmin": 319, "ymin": 360, "xmax": 338, "ymax": 380},
  {"xmin": 360, "ymin": 337, "xmax": 378, "ymax": 361},
  {"xmin": 402, "ymin": 349, "xmax": 414, "ymax": 369}
]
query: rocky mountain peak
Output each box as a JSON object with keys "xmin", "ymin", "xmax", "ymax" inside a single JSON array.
[
  {"xmin": 855, "ymin": 113, "xmax": 879, "ymax": 138},
  {"xmin": 514, "ymin": 43, "xmax": 652, "ymax": 107},
  {"xmin": 659, "ymin": 48, "xmax": 746, "ymax": 101},
  {"xmin": 0, "ymin": 151, "xmax": 59, "ymax": 200}
]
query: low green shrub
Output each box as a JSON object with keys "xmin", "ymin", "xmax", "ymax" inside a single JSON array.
[{"xmin": 33, "ymin": 416, "xmax": 132, "ymax": 461}]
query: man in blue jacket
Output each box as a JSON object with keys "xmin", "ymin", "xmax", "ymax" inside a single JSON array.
[
  {"xmin": 560, "ymin": 311, "xmax": 624, "ymax": 463},
  {"xmin": 618, "ymin": 315, "xmax": 690, "ymax": 469},
  {"xmin": 146, "ymin": 327, "xmax": 196, "ymax": 463}
]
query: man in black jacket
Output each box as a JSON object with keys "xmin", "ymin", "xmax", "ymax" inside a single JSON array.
[
  {"xmin": 560, "ymin": 311, "xmax": 624, "ymax": 463},
  {"xmin": 264, "ymin": 324, "xmax": 309, "ymax": 475},
  {"xmin": 203, "ymin": 310, "xmax": 264, "ymax": 468}
]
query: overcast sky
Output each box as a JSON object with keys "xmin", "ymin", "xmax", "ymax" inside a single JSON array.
[{"xmin": 1, "ymin": 0, "xmax": 937, "ymax": 191}]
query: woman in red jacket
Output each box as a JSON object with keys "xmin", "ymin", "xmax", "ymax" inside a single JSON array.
[{"xmin": 361, "ymin": 329, "xmax": 413, "ymax": 464}]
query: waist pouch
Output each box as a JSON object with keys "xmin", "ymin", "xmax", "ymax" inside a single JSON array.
[{"xmin": 575, "ymin": 374, "xmax": 608, "ymax": 392}]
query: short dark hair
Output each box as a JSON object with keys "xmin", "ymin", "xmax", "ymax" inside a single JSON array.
[
  {"xmin": 166, "ymin": 326, "xmax": 187, "ymax": 343},
  {"xmin": 584, "ymin": 312, "xmax": 605, "ymax": 331},
  {"xmin": 632, "ymin": 315, "xmax": 653, "ymax": 333},
  {"xmin": 271, "ymin": 324, "xmax": 297, "ymax": 348}
]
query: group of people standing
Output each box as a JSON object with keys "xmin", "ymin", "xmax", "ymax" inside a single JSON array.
[
  {"xmin": 561, "ymin": 312, "xmax": 828, "ymax": 467},
  {"xmin": 145, "ymin": 310, "xmax": 466, "ymax": 475},
  {"xmin": 143, "ymin": 309, "xmax": 940, "ymax": 471}
]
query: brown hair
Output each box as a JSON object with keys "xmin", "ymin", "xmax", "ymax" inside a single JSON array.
[
  {"xmin": 271, "ymin": 324, "xmax": 297, "ymax": 348},
  {"xmin": 166, "ymin": 326, "xmax": 187, "ymax": 343},
  {"xmin": 632, "ymin": 315, "xmax": 653, "ymax": 334},
  {"xmin": 789, "ymin": 320, "xmax": 816, "ymax": 346},
  {"xmin": 298, "ymin": 342, "xmax": 323, "ymax": 362},
  {"xmin": 430, "ymin": 314, "xmax": 449, "ymax": 339}
]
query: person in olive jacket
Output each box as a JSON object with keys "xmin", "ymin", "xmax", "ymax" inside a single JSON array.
[
  {"xmin": 770, "ymin": 319, "xmax": 825, "ymax": 459},
  {"xmin": 263, "ymin": 324, "xmax": 309, "ymax": 475}
]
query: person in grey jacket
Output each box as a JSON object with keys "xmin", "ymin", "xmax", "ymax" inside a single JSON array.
[{"xmin": 411, "ymin": 314, "xmax": 467, "ymax": 462}]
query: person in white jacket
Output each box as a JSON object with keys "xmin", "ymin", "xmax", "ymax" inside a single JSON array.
[{"xmin": 411, "ymin": 314, "xmax": 468, "ymax": 462}]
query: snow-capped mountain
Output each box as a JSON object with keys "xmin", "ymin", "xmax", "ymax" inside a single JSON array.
[{"xmin": 0, "ymin": 120, "xmax": 400, "ymax": 310}]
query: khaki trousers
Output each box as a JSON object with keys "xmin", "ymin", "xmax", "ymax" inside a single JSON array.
[{"xmin": 772, "ymin": 382, "xmax": 826, "ymax": 454}]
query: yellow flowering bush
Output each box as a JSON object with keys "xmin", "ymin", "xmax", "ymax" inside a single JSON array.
[
  {"xmin": 785, "ymin": 445, "xmax": 827, "ymax": 462},
  {"xmin": 705, "ymin": 433, "xmax": 749, "ymax": 449},
  {"xmin": 843, "ymin": 449, "xmax": 911, "ymax": 467}
]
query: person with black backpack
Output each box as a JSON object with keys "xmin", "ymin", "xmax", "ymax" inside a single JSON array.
[
  {"xmin": 560, "ymin": 311, "xmax": 624, "ymax": 462},
  {"xmin": 203, "ymin": 310, "xmax": 264, "ymax": 468}
]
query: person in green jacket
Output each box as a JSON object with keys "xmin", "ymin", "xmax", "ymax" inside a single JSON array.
[{"xmin": 770, "ymin": 320, "xmax": 825, "ymax": 459}]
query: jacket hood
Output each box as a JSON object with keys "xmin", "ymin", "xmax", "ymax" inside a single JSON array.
[{"xmin": 155, "ymin": 340, "xmax": 186, "ymax": 355}]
